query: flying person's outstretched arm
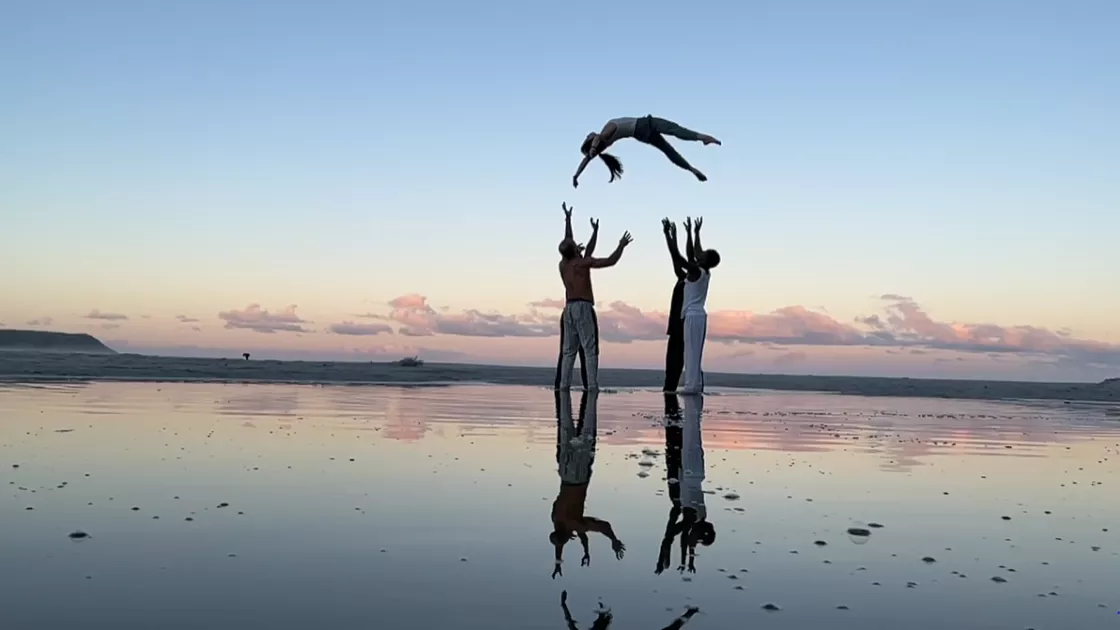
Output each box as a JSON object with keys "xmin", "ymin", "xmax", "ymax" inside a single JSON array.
[
  {"xmin": 575, "ymin": 232, "xmax": 633, "ymax": 269},
  {"xmin": 560, "ymin": 591, "xmax": 580, "ymax": 630},
  {"xmin": 584, "ymin": 218, "xmax": 600, "ymax": 258},
  {"xmin": 572, "ymin": 156, "xmax": 592, "ymax": 188}
]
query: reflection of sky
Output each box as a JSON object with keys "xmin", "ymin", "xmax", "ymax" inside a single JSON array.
[{"xmin": 0, "ymin": 382, "xmax": 1118, "ymax": 629}]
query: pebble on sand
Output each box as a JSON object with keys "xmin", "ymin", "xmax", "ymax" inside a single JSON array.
[
  {"xmin": 922, "ymin": 556, "xmax": 936, "ymax": 563},
  {"xmin": 847, "ymin": 527, "xmax": 871, "ymax": 537},
  {"xmin": 68, "ymin": 531, "xmax": 89, "ymax": 539},
  {"xmin": 761, "ymin": 603, "xmax": 781, "ymax": 611}
]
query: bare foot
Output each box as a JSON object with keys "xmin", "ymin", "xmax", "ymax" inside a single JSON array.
[
  {"xmin": 701, "ymin": 135, "xmax": 721, "ymax": 146},
  {"xmin": 693, "ymin": 169, "xmax": 708, "ymax": 182}
]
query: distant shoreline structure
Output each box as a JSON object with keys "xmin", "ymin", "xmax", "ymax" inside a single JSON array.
[{"xmin": 0, "ymin": 344, "xmax": 1116, "ymax": 403}]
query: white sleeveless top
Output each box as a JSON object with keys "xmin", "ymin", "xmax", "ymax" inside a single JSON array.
[
  {"xmin": 608, "ymin": 117, "xmax": 638, "ymax": 139},
  {"xmin": 681, "ymin": 269, "xmax": 710, "ymax": 318}
]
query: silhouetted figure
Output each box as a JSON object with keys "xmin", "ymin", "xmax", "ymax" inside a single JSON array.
[
  {"xmin": 656, "ymin": 394, "xmax": 715, "ymax": 574},
  {"xmin": 669, "ymin": 217, "xmax": 720, "ymax": 394},
  {"xmin": 560, "ymin": 590, "xmax": 699, "ymax": 630},
  {"xmin": 661, "ymin": 219, "xmax": 688, "ymax": 392},
  {"xmin": 555, "ymin": 202, "xmax": 633, "ymax": 391},
  {"xmin": 242, "ymin": 353, "xmax": 250, "ymax": 361},
  {"xmin": 572, "ymin": 116, "xmax": 721, "ymax": 187},
  {"xmin": 550, "ymin": 390, "xmax": 624, "ymax": 578}
]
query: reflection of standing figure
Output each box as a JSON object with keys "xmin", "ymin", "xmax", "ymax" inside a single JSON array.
[
  {"xmin": 550, "ymin": 391, "xmax": 625, "ymax": 579},
  {"xmin": 656, "ymin": 394, "xmax": 716, "ymax": 574},
  {"xmin": 560, "ymin": 590, "xmax": 700, "ymax": 630}
]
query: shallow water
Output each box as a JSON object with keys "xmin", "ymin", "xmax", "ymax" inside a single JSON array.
[{"xmin": 1, "ymin": 382, "xmax": 1118, "ymax": 629}]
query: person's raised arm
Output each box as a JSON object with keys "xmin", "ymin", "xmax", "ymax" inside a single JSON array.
[
  {"xmin": 693, "ymin": 216, "xmax": 704, "ymax": 252},
  {"xmin": 562, "ymin": 203, "xmax": 574, "ymax": 240},
  {"xmin": 584, "ymin": 217, "xmax": 599, "ymax": 258},
  {"xmin": 585, "ymin": 517, "xmax": 626, "ymax": 559},
  {"xmin": 683, "ymin": 217, "xmax": 696, "ymax": 263},
  {"xmin": 575, "ymin": 232, "xmax": 632, "ymax": 269},
  {"xmin": 663, "ymin": 220, "xmax": 688, "ymax": 280}
]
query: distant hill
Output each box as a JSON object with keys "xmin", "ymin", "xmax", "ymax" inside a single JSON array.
[{"xmin": 0, "ymin": 329, "xmax": 116, "ymax": 354}]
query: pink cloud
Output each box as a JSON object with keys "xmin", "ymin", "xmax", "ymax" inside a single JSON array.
[
  {"xmin": 328, "ymin": 321, "xmax": 393, "ymax": 336},
  {"xmin": 25, "ymin": 317, "xmax": 54, "ymax": 327},
  {"xmin": 218, "ymin": 304, "xmax": 310, "ymax": 334},
  {"xmin": 362, "ymin": 293, "xmax": 1120, "ymax": 367}
]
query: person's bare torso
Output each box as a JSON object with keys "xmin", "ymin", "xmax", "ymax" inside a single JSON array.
[
  {"xmin": 551, "ymin": 484, "xmax": 590, "ymax": 530},
  {"xmin": 559, "ymin": 260, "xmax": 594, "ymax": 303}
]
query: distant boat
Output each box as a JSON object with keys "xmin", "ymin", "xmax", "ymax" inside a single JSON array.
[{"xmin": 396, "ymin": 356, "xmax": 424, "ymax": 367}]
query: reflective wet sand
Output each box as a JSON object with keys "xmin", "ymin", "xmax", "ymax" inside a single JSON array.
[{"xmin": 2, "ymin": 382, "xmax": 1118, "ymax": 629}]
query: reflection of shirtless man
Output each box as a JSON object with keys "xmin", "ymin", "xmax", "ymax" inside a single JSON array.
[
  {"xmin": 550, "ymin": 390, "xmax": 625, "ymax": 579},
  {"xmin": 556, "ymin": 202, "xmax": 633, "ymax": 391}
]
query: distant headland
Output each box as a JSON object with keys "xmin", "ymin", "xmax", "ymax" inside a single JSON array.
[{"xmin": 0, "ymin": 330, "xmax": 116, "ymax": 354}]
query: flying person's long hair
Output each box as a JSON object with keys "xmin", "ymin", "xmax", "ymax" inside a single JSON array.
[{"xmin": 580, "ymin": 136, "xmax": 624, "ymax": 183}]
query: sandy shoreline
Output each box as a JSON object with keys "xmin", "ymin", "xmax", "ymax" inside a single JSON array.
[{"xmin": 0, "ymin": 350, "xmax": 1117, "ymax": 403}]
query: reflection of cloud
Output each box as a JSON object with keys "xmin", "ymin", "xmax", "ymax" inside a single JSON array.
[
  {"xmin": 26, "ymin": 317, "xmax": 54, "ymax": 326},
  {"xmin": 101, "ymin": 323, "xmax": 120, "ymax": 330},
  {"xmin": 176, "ymin": 315, "xmax": 200, "ymax": 323},
  {"xmin": 218, "ymin": 304, "xmax": 310, "ymax": 334},
  {"xmin": 85, "ymin": 309, "xmax": 128, "ymax": 321},
  {"xmin": 361, "ymin": 293, "xmax": 1120, "ymax": 368}
]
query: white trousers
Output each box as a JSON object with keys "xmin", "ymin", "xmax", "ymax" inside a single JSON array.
[
  {"xmin": 559, "ymin": 301, "xmax": 599, "ymax": 389},
  {"xmin": 682, "ymin": 312, "xmax": 707, "ymax": 393}
]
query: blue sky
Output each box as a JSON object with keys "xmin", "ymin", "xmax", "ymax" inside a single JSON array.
[{"xmin": 1, "ymin": 0, "xmax": 1118, "ymax": 380}]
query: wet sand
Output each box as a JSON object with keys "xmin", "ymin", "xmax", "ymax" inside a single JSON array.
[
  {"xmin": 2, "ymin": 382, "xmax": 1118, "ymax": 629},
  {"xmin": 2, "ymin": 350, "xmax": 1119, "ymax": 402}
]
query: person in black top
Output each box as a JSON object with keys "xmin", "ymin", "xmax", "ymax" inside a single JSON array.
[{"xmin": 661, "ymin": 218, "xmax": 688, "ymax": 392}]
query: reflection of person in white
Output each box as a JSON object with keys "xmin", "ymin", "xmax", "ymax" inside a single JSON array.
[
  {"xmin": 669, "ymin": 217, "xmax": 720, "ymax": 394},
  {"xmin": 678, "ymin": 393, "xmax": 715, "ymax": 572}
]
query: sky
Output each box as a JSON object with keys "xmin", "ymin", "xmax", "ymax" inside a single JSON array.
[{"xmin": 1, "ymin": 0, "xmax": 1118, "ymax": 382}]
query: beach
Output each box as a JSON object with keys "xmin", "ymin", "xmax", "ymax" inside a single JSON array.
[
  {"xmin": 1, "ymin": 350, "xmax": 1118, "ymax": 403},
  {"xmin": 2, "ymin": 380, "xmax": 1118, "ymax": 629}
]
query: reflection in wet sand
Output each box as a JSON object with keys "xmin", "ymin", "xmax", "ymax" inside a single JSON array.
[{"xmin": 1, "ymin": 381, "xmax": 1118, "ymax": 629}]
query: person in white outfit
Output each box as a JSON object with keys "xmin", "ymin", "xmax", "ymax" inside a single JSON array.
[
  {"xmin": 669, "ymin": 216, "xmax": 720, "ymax": 394},
  {"xmin": 555, "ymin": 202, "xmax": 633, "ymax": 391}
]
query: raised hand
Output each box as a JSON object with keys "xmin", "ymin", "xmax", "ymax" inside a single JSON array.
[
  {"xmin": 618, "ymin": 231, "xmax": 633, "ymax": 248},
  {"xmin": 694, "ymin": 217, "xmax": 703, "ymax": 231},
  {"xmin": 683, "ymin": 217, "xmax": 692, "ymax": 233},
  {"xmin": 562, "ymin": 202, "xmax": 573, "ymax": 219},
  {"xmin": 590, "ymin": 217, "xmax": 599, "ymax": 231},
  {"xmin": 661, "ymin": 217, "xmax": 671, "ymax": 233}
]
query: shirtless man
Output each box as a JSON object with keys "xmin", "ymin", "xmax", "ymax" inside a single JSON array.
[
  {"xmin": 556, "ymin": 202, "xmax": 633, "ymax": 391},
  {"xmin": 550, "ymin": 390, "xmax": 625, "ymax": 579}
]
